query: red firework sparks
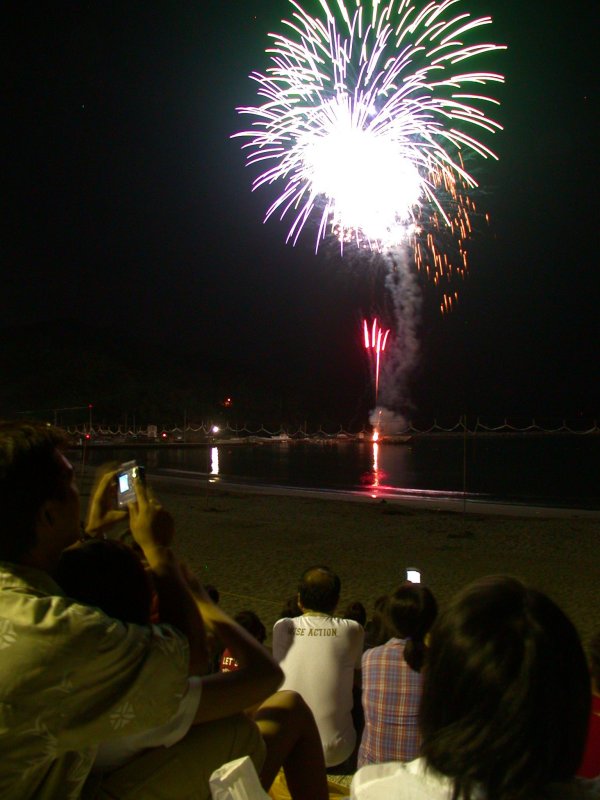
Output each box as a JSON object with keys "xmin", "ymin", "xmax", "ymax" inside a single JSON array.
[{"xmin": 363, "ymin": 318, "xmax": 390, "ymax": 406}]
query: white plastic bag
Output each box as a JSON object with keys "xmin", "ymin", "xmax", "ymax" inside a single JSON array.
[{"xmin": 209, "ymin": 755, "xmax": 271, "ymax": 800}]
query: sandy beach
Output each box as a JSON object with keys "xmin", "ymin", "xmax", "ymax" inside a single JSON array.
[{"xmin": 97, "ymin": 477, "xmax": 600, "ymax": 649}]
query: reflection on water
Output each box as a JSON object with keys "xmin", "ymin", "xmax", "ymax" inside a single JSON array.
[
  {"xmin": 210, "ymin": 446, "xmax": 220, "ymax": 476},
  {"xmin": 370, "ymin": 441, "xmax": 379, "ymax": 497},
  {"xmin": 73, "ymin": 436, "xmax": 600, "ymax": 509},
  {"xmin": 365, "ymin": 441, "xmax": 386, "ymax": 498},
  {"xmin": 362, "ymin": 440, "xmax": 417, "ymax": 499}
]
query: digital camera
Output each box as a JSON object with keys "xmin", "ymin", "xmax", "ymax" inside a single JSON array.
[{"xmin": 116, "ymin": 461, "xmax": 145, "ymax": 508}]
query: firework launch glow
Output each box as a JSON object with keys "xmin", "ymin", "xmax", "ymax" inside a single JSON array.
[{"xmin": 235, "ymin": 0, "xmax": 505, "ymax": 310}]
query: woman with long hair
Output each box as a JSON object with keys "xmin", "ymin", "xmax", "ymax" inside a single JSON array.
[
  {"xmin": 358, "ymin": 583, "xmax": 438, "ymax": 767},
  {"xmin": 352, "ymin": 576, "xmax": 598, "ymax": 799}
]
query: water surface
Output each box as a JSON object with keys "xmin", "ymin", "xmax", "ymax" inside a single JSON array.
[{"xmin": 71, "ymin": 434, "xmax": 600, "ymax": 510}]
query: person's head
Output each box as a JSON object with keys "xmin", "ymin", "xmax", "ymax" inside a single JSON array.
[
  {"xmin": 204, "ymin": 584, "xmax": 220, "ymax": 604},
  {"xmin": 384, "ymin": 583, "xmax": 437, "ymax": 672},
  {"xmin": 234, "ymin": 610, "xmax": 266, "ymax": 644},
  {"xmin": 364, "ymin": 593, "xmax": 390, "ymax": 647},
  {"xmin": 278, "ymin": 594, "xmax": 302, "ymax": 619},
  {"xmin": 343, "ymin": 601, "xmax": 367, "ymax": 627},
  {"xmin": 298, "ymin": 565, "xmax": 341, "ymax": 615},
  {"xmin": 419, "ymin": 575, "xmax": 591, "ymax": 800},
  {"xmin": 54, "ymin": 539, "xmax": 152, "ymax": 625},
  {"xmin": 0, "ymin": 421, "xmax": 79, "ymax": 566}
]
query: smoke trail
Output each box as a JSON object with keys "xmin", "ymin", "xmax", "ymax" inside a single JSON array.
[{"xmin": 369, "ymin": 247, "xmax": 422, "ymax": 433}]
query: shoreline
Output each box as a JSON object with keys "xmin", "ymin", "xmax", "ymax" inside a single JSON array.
[
  {"xmin": 87, "ymin": 475, "xmax": 599, "ymax": 649},
  {"xmin": 150, "ymin": 473, "xmax": 600, "ymax": 520}
]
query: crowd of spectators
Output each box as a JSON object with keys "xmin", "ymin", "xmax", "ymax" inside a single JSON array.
[{"xmin": 0, "ymin": 420, "xmax": 598, "ymax": 799}]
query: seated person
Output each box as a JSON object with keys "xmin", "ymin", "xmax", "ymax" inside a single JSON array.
[
  {"xmin": 343, "ymin": 601, "xmax": 367, "ymax": 627},
  {"xmin": 56, "ymin": 538, "xmax": 204, "ymax": 771},
  {"xmin": 578, "ymin": 628, "xmax": 600, "ymax": 778},
  {"xmin": 342, "ymin": 600, "xmax": 368, "ymax": 768},
  {"xmin": 351, "ymin": 575, "xmax": 599, "ymax": 799},
  {"xmin": 277, "ymin": 594, "xmax": 302, "ymax": 620},
  {"xmin": 273, "ymin": 565, "xmax": 364, "ymax": 769},
  {"xmin": 56, "ymin": 533, "xmax": 329, "ymax": 800},
  {"xmin": 0, "ymin": 421, "xmax": 326, "ymax": 800},
  {"xmin": 358, "ymin": 583, "xmax": 437, "ymax": 767},
  {"xmin": 55, "ymin": 537, "xmax": 153, "ymax": 625},
  {"xmin": 220, "ymin": 610, "xmax": 267, "ymax": 672},
  {"xmin": 363, "ymin": 594, "xmax": 389, "ymax": 650}
]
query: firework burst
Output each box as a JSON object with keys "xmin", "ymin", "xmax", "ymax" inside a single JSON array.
[{"xmin": 235, "ymin": 0, "xmax": 505, "ymax": 311}]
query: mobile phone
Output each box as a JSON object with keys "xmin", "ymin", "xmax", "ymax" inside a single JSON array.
[
  {"xmin": 116, "ymin": 461, "xmax": 145, "ymax": 508},
  {"xmin": 406, "ymin": 567, "xmax": 421, "ymax": 584}
]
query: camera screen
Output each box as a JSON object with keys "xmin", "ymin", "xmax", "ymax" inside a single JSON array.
[
  {"xmin": 118, "ymin": 473, "xmax": 130, "ymax": 493},
  {"xmin": 406, "ymin": 569, "xmax": 421, "ymax": 583}
]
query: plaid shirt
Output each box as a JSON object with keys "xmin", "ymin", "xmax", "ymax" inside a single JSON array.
[{"xmin": 357, "ymin": 638, "xmax": 423, "ymax": 767}]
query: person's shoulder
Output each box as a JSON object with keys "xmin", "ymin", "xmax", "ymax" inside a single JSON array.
[
  {"xmin": 351, "ymin": 759, "xmax": 440, "ymax": 799},
  {"xmin": 334, "ymin": 617, "xmax": 365, "ymax": 640},
  {"xmin": 364, "ymin": 639, "xmax": 390, "ymax": 652},
  {"xmin": 273, "ymin": 616, "xmax": 297, "ymax": 632},
  {"xmin": 0, "ymin": 570, "xmax": 114, "ymax": 637},
  {"xmin": 0, "ymin": 562, "xmax": 63, "ymax": 596},
  {"xmin": 332, "ymin": 616, "xmax": 362, "ymax": 628},
  {"xmin": 362, "ymin": 643, "xmax": 384, "ymax": 663},
  {"xmin": 53, "ymin": 596, "xmax": 187, "ymax": 655}
]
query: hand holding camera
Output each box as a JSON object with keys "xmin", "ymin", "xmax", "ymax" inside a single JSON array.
[
  {"xmin": 85, "ymin": 468, "xmax": 128, "ymax": 537},
  {"xmin": 125, "ymin": 469, "xmax": 175, "ymax": 557}
]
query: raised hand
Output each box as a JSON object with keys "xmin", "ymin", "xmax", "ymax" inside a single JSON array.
[
  {"xmin": 85, "ymin": 468, "xmax": 128, "ymax": 536},
  {"xmin": 127, "ymin": 477, "xmax": 175, "ymax": 556}
]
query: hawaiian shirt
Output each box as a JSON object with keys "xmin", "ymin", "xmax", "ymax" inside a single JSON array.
[{"xmin": 0, "ymin": 562, "xmax": 190, "ymax": 799}]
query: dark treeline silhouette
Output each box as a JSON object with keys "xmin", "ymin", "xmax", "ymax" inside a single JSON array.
[{"xmin": 0, "ymin": 320, "xmax": 368, "ymax": 430}]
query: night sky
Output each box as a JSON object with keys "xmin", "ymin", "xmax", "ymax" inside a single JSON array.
[{"xmin": 5, "ymin": 0, "xmax": 599, "ymax": 425}]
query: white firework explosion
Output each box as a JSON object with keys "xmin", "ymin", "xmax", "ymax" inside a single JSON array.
[{"xmin": 235, "ymin": 0, "xmax": 505, "ymax": 290}]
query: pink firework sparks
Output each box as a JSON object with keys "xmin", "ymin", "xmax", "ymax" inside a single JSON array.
[{"xmin": 363, "ymin": 318, "xmax": 390, "ymax": 406}]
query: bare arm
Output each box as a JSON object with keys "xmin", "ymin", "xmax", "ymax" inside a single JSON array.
[
  {"xmin": 183, "ymin": 574, "xmax": 283, "ymax": 723},
  {"xmin": 128, "ymin": 481, "xmax": 208, "ymax": 676}
]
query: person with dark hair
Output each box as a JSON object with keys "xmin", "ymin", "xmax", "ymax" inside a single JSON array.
[
  {"xmin": 0, "ymin": 422, "xmax": 77, "ymax": 565},
  {"xmin": 0, "ymin": 422, "xmax": 328, "ymax": 800},
  {"xmin": 298, "ymin": 564, "xmax": 341, "ymax": 613},
  {"xmin": 578, "ymin": 628, "xmax": 600, "ymax": 778},
  {"xmin": 272, "ymin": 565, "xmax": 364, "ymax": 768},
  {"xmin": 55, "ymin": 538, "xmax": 153, "ymax": 626},
  {"xmin": 204, "ymin": 584, "xmax": 220, "ymax": 604},
  {"xmin": 343, "ymin": 600, "xmax": 368, "ymax": 627},
  {"xmin": 364, "ymin": 594, "xmax": 390, "ymax": 649},
  {"xmin": 277, "ymin": 593, "xmax": 302, "ymax": 620},
  {"xmin": 357, "ymin": 583, "xmax": 437, "ymax": 767},
  {"xmin": 351, "ymin": 575, "xmax": 599, "ymax": 800},
  {"xmin": 220, "ymin": 610, "xmax": 267, "ymax": 672},
  {"xmin": 55, "ymin": 541, "xmax": 329, "ymax": 798}
]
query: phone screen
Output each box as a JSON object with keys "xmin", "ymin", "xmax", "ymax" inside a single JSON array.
[{"xmin": 406, "ymin": 568, "xmax": 421, "ymax": 583}]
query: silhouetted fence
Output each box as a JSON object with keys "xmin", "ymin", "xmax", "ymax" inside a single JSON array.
[{"xmin": 65, "ymin": 417, "xmax": 600, "ymax": 441}]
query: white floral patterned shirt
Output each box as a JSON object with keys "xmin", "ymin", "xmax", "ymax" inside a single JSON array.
[{"xmin": 0, "ymin": 562, "xmax": 190, "ymax": 799}]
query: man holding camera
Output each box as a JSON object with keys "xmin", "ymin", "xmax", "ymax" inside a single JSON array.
[{"xmin": 0, "ymin": 421, "xmax": 265, "ymax": 799}]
